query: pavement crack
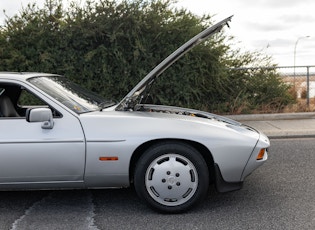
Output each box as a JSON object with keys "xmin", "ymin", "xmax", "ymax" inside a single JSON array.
[
  {"xmin": 10, "ymin": 192, "xmax": 53, "ymax": 230},
  {"xmin": 266, "ymin": 121, "xmax": 281, "ymax": 130},
  {"xmin": 9, "ymin": 190, "xmax": 100, "ymax": 230},
  {"xmin": 87, "ymin": 191, "xmax": 99, "ymax": 230}
]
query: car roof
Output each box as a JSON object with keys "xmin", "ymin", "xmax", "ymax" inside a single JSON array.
[{"xmin": 0, "ymin": 72, "xmax": 59, "ymax": 82}]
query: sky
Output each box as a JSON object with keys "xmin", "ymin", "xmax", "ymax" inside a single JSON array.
[{"xmin": 0, "ymin": 0, "xmax": 314, "ymax": 67}]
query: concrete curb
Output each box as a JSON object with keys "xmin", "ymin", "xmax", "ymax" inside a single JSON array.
[
  {"xmin": 226, "ymin": 112, "xmax": 315, "ymax": 122},
  {"xmin": 259, "ymin": 131, "xmax": 315, "ymax": 139},
  {"xmin": 225, "ymin": 112, "xmax": 315, "ymax": 139}
]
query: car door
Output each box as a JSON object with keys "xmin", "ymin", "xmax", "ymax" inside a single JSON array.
[{"xmin": 0, "ymin": 80, "xmax": 86, "ymax": 188}]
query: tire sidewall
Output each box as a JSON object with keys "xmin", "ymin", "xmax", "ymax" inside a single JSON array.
[{"xmin": 134, "ymin": 141, "xmax": 209, "ymax": 213}]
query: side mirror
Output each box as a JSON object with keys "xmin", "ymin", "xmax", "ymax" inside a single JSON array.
[{"xmin": 26, "ymin": 108, "xmax": 54, "ymax": 129}]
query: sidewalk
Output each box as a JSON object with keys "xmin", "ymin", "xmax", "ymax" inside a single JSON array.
[{"xmin": 226, "ymin": 112, "xmax": 315, "ymax": 139}]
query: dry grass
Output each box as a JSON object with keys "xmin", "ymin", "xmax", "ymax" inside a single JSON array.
[
  {"xmin": 233, "ymin": 98, "xmax": 315, "ymax": 115},
  {"xmin": 281, "ymin": 98, "xmax": 315, "ymax": 113},
  {"xmin": 280, "ymin": 75, "xmax": 315, "ymax": 113}
]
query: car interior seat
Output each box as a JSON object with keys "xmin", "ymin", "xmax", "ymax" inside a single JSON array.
[{"xmin": 0, "ymin": 95, "xmax": 20, "ymax": 117}]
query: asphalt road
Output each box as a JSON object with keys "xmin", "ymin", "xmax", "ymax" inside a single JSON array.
[{"xmin": 1, "ymin": 138, "xmax": 315, "ymax": 230}]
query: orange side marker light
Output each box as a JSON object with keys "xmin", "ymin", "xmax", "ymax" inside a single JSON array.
[
  {"xmin": 256, "ymin": 149, "xmax": 266, "ymax": 160},
  {"xmin": 99, "ymin": 156, "xmax": 119, "ymax": 161}
]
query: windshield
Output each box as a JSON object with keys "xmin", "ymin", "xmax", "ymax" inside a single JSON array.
[{"xmin": 28, "ymin": 76, "xmax": 114, "ymax": 114}]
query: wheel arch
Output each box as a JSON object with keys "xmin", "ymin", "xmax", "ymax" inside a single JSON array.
[{"xmin": 129, "ymin": 138, "xmax": 215, "ymax": 184}]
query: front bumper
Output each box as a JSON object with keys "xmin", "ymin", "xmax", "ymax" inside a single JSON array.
[
  {"xmin": 241, "ymin": 131, "xmax": 269, "ymax": 181},
  {"xmin": 214, "ymin": 163, "xmax": 243, "ymax": 193},
  {"xmin": 215, "ymin": 130, "xmax": 269, "ymax": 193}
]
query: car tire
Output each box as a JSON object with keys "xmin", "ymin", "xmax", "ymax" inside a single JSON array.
[{"xmin": 134, "ymin": 141, "xmax": 209, "ymax": 213}]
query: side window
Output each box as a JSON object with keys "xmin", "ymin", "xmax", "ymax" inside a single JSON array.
[
  {"xmin": 0, "ymin": 83, "xmax": 62, "ymax": 118},
  {"xmin": 17, "ymin": 89, "xmax": 62, "ymax": 118},
  {"xmin": 18, "ymin": 89, "xmax": 47, "ymax": 107}
]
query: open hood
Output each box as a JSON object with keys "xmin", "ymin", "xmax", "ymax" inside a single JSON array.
[{"xmin": 116, "ymin": 16, "xmax": 233, "ymax": 111}]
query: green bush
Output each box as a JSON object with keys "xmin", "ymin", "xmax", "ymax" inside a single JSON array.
[{"xmin": 0, "ymin": 0, "xmax": 294, "ymax": 114}]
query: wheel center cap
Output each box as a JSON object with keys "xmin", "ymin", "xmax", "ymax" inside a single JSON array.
[{"xmin": 168, "ymin": 176, "xmax": 176, "ymax": 185}]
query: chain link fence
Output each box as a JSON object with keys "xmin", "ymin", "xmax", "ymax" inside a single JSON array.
[{"xmin": 233, "ymin": 65, "xmax": 315, "ymax": 108}]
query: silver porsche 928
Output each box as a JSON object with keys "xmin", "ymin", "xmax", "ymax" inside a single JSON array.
[{"xmin": 0, "ymin": 16, "xmax": 269, "ymax": 213}]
